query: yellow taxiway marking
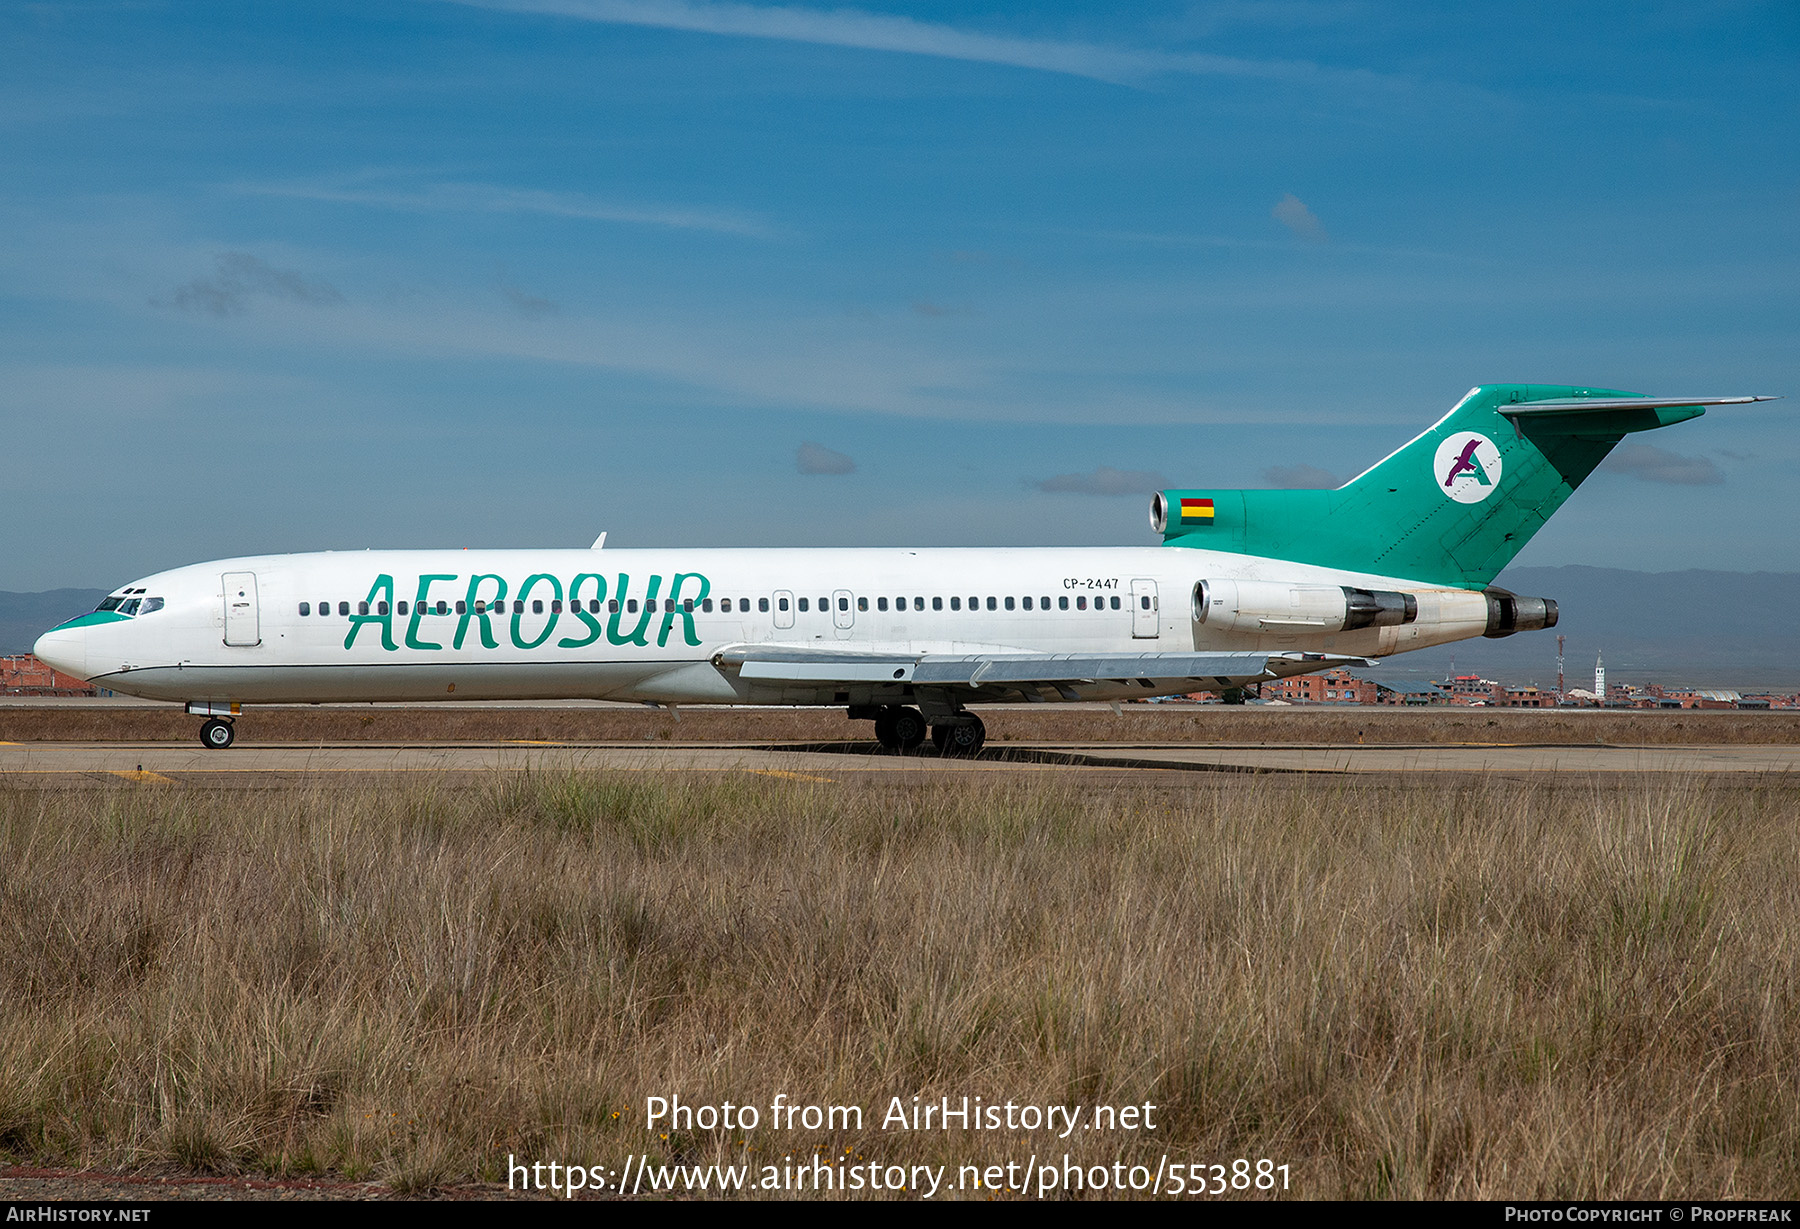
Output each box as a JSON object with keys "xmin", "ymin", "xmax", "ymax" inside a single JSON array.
[
  {"xmin": 748, "ymin": 768, "xmax": 839, "ymax": 783},
  {"xmin": 503, "ymin": 739, "xmax": 565, "ymax": 745},
  {"xmin": 112, "ymin": 769, "xmax": 177, "ymax": 784}
]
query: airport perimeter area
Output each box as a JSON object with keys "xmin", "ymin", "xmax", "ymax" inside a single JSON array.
[{"xmin": 2, "ymin": 703, "xmax": 1795, "ymax": 1201}]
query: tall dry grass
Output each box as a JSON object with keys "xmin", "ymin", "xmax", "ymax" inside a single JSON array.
[{"xmin": 1, "ymin": 770, "xmax": 1795, "ymax": 1197}]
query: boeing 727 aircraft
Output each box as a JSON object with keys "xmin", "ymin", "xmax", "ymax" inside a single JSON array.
[{"xmin": 34, "ymin": 385, "xmax": 1773, "ymax": 752}]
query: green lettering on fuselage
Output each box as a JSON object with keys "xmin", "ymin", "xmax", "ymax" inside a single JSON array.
[
  {"xmin": 344, "ymin": 575, "xmax": 397, "ymax": 650},
  {"xmin": 658, "ymin": 573, "xmax": 711, "ymax": 648},
  {"xmin": 406, "ymin": 574, "xmax": 457, "ymax": 650},
  {"xmin": 607, "ymin": 573, "xmax": 661, "ymax": 647},
  {"xmin": 558, "ymin": 573, "xmax": 608, "ymax": 648},
  {"xmin": 511, "ymin": 574, "xmax": 563, "ymax": 649},
  {"xmin": 357, "ymin": 570, "xmax": 708, "ymax": 653},
  {"xmin": 455, "ymin": 574, "xmax": 509, "ymax": 650}
]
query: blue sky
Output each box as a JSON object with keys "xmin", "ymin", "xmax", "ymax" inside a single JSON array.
[{"xmin": 3, "ymin": 0, "xmax": 1795, "ymax": 590}]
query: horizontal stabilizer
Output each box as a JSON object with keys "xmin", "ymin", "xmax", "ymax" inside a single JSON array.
[{"xmin": 1503, "ymin": 395, "xmax": 1777, "ymax": 415}]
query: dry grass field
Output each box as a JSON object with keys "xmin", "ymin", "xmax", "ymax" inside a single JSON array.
[
  {"xmin": 2, "ymin": 768, "xmax": 1796, "ymax": 1198},
  {"xmin": 4, "ymin": 702, "xmax": 1798, "ymax": 746}
]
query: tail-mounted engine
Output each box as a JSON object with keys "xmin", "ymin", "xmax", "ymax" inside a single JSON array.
[
  {"xmin": 1193, "ymin": 579, "xmax": 1418, "ymax": 635},
  {"xmin": 1482, "ymin": 588, "xmax": 1558, "ymax": 638}
]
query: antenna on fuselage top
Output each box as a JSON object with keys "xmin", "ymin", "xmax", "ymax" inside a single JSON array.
[{"xmin": 590, "ymin": 532, "xmax": 607, "ymax": 550}]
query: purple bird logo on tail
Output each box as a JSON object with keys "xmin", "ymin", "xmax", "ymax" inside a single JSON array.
[
  {"xmin": 1443, "ymin": 438, "xmax": 1485, "ymax": 487},
  {"xmin": 1433, "ymin": 432, "xmax": 1501, "ymax": 504}
]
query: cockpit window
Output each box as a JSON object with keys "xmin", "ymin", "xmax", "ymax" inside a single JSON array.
[
  {"xmin": 97, "ymin": 597, "xmax": 124, "ymax": 612},
  {"xmin": 118, "ymin": 598, "xmax": 141, "ymax": 616},
  {"xmin": 139, "ymin": 597, "xmax": 164, "ymax": 615}
]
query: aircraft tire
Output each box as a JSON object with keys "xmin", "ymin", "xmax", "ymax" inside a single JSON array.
[
  {"xmin": 200, "ymin": 718, "xmax": 235, "ymax": 750},
  {"xmin": 933, "ymin": 715, "xmax": 986, "ymax": 757},
  {"xmin": 873, "ymin": 706, "xmax": 901, "ymax": 749},
  {"xmin": 890, "ymin": 706, "xmax": 928, "ymax": 752}
]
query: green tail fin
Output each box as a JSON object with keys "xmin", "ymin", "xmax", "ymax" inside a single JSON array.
[{"xmin": 1155, "ymin": 384, "xmax": 1713, "ymax": 588}]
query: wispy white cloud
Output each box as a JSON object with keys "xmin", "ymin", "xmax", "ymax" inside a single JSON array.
[
  {"xmin": 446, "ymin": 0, "xmax": 1385, "ymax": 87},
  {"xmin": 154, "ymin": 252, "xmax": 343, "ymax": 316},
  {"xmin": 1602, "ymin": 442, "xmax": 1724, "ymax": 486},
  {"xmin": 238, "ymin": 178, "xmax": 774, "ymax": 238},
  {"xmin": 796, "ymin": 441, "xmax": 856, "ymax": 474},
  {"xmin": 1271, "ymin": 192, "xmax": 1328, "ymax": 242},
  {"xmin": 1261, "ymin": 462, "xmax": 1337, "ymax": 488},
  {"xmin": 1032, "ymin": 465, "xmax": 1170, "ymax": 495}
]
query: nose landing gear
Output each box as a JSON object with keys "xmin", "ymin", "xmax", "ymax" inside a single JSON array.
[{"xmin": 198, "ymin": 718, "xmax": 236, "ymax": 750}]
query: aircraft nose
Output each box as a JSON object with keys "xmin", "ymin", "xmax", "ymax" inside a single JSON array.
[{"xmin": 33, "ymin": 627, "xmax": 89, "ymax": 680}]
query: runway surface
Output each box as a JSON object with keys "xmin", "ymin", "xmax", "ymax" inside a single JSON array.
[{"xmin": 3, "ymin": 739, "xmax": 1796, "ymax": 784}]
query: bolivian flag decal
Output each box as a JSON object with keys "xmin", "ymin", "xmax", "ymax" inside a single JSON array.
[{"xmin": 1179, "ymin": 497, "xmax": 1215, "ymax": 524}]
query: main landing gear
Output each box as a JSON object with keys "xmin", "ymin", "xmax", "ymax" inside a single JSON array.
[
  {"xmin": 931, "ymin": 717, "xmax": 986, "ymax": 757},
  {"xmin": 199, "ymin": 718, "xmax": 236, "ymax": 750},
  {"xmin": 864, "ymin": 705, "xmax": 986, "ymax": 757},
  {"xmin": 873, "ymin": 705, "xmax": 928, "ymax": 752}
]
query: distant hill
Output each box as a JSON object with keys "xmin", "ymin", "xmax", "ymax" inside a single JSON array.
[
  {"xmin": 1, "ymin": 590, "xmax": 109, "ymax": 656},
  {"xmin": 3, "ymin": 569, "xmax": 1794, "ymax": 691},
  {"xmin": 1368, "ymin": 566, "xmax": 1800, "ymax": 691}
]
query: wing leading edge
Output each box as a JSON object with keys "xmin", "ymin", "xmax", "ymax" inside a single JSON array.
[{"xmin": 712, "ymin": 645, "xmax": 1371, "ymax": 697}]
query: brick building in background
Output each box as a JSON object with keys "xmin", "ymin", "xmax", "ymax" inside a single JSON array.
[{"xmin": 1, "ymin": 656, "xmax": 98, "ymax": 696}]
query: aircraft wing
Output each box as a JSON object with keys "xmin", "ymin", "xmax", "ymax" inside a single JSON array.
[{"xmin": 712, "ymin": 645, "xmax": 1371, "ymax": 696}]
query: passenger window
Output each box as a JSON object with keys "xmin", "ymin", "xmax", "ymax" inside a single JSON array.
[
  {"xmin": 838, "ymin": 597, "xmax": 848, "ymax": 612},
  {"xmin": 986, "ymin": 597, "xmax": 996, "ymax": 611},
  {"xmin": 1140, "ymin": 596, "xmax": 1150, "ymax": 609},
  {"xmin": 968, "ymin": 596, "xmax": 978, "ymax": 609},
  {"xmin": 454, "ymin": 601, "xmax": 465, "ymax": 615},
  {"xmin": 702, "ymin": 598, "xmax": 713, "ymax": 612},
  {"xmin": 1041, "ymin": 595, "xmax": 1051, "ymax": 609},
  {"xmin": 474, "ymin": 601, "xmax": 486, "ymax": 614},
  {"xmin": 1111, "ymin": 596, "xmax": 1122, "ymax": 610},
  {"xmin": 298, "ymin": 602, "xmax": 311, "ymax": 616},
  {"xmin": 436, "ymin": 600, "xmax": 448, "ymax": 615},
  {"xmin": 759, "ymin": 598, "xmax": 770, "ymax": 613},
  {"xmin": 628, "ymin": 600, "xmax": 638, "ymax": 613},
  {"xmin": 513, "ymin": 600, "xmax": 525, "ymax": 614},
  {"xmin": 590, "ymin": 599, "xmax": 601, "ymax": 613},
  {"xmin": 551, "ymin": 600, "xmax": 562, "ymax": 614},
  {"xmin": 721, "ymin": 598, "xmax": 732, "ymax": 612},
  {"xmin": 1059, "ymin": 596, "xmax": 1069, "ymax": 610},
  {"xmin": 857, "ymin": 597, "xmax": 868, "ymax": 612},
  {"xmin": 777, "ymin": 597, "xmax": 788, "ymax": 611},
  {"xmin": 666, "ymin": 599, "xmax": 677, "ymax": 613},
  {"xmin": 609, "ymin": 600, "xmax": 619, "ymax": 613},
  {"xmin": 878, "ymin": 597, "xmax": 888, "ymax": 611},
  {"xmin": 932, "ymin": 597, "xmax": 942, "ymax": 611},
  {"xmin": 397, "ymin": 601, "xmax": 407, "ymax": 616},
  {"xmin": 684, "ymin": 599, "xmax": 694, "ymax": 612},
  {"xmin": 1022, "ymin": 597, "xmax": 1032, "ymax": 610},
  {"xmin": 819, "ymin": 598, "xmax": 828, "ymax": 611},
  {"xmin": 799, "ymin": 598, "xmax": 809, "ymax": 612},
  {"xmin": 378, "ymin": 601, "xmax": 389, "ymax": 616},
  {"xmin": 339, "ymin": 601, "xmax": 350, "ymax": 616},
  {"xmin": 949, "ymin": 596, "xmax": 960, "ymax": 611},
  {"xmin": 358, "ymin": 601, "xmax": 370, "ymax": 616},
  {"xmin": 1004, "ymin": 596, "xmax": 1015, "ymax": 611},
  {"xmin": 1077, "ymin": 596, "xmax": 1087, "ymax": 610},
  {"xmin": 914, "ymin": 597, "xmax": 924, "ymax": 611}
]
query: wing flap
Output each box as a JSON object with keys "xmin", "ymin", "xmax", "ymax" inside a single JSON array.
[{"xmin": 716, "ymin": 645, "xmax": 1371, "ymax": 691}]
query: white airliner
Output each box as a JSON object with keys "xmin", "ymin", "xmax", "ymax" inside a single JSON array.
[{"xmin": 34, "ymin": 385, "xmax": 1772, "ymax": 752}]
